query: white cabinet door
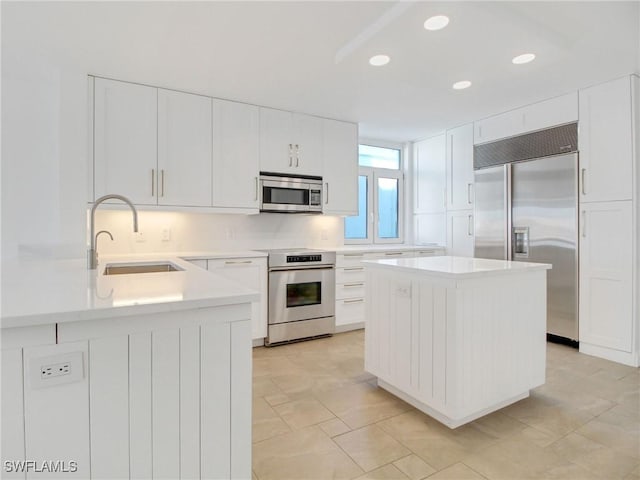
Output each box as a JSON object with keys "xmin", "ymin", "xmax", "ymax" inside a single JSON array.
[
  {"xmin": 474, "ymin": 92, "xmax": 578, "ymax": 145},
  {"xmin": 259, "ymin": 108, "xmax": 323, "ymax": 177},
  {"xmin": 207, "ymin": 258, "xmax": 268, "ymax": 340},
  {"xmin": 157, "ymin": 89, "xmax": 212, "ymax": 207},
  {"xmin": 322, "ymin": 119, "xmax": 358, "ymax": 215},
  {"xmin": 446, "ymin": 124, "xmax": 474, "ymax": 211},
  {"xmin": 447, "ymin": 210, "xmax": 474, "ymax": 257},
  {"xmin": 414, "ymin": 213, "xmax": 446, "ymax": 246},
  {"xmin": 579, "ymin": 201, "xmax": 633, "ymax": 352},
  {"xmin": 414, "ymin": 134, "xmax": 446, "ymax": 214},
  {"xmin": 579, "ymin": 76, "xmax": 634, "ymax": 203},
  {"xmin": 259, "ymin": 107, "xmax": 295, "ymax": 174},
  {"xmin": 94, "ymin": 78, "xmax": 157, "ymax": 204},
  {"xmin": 212, "ymin": 99, "xmax": 260, "ymax": 210},
  {"xmin": 293, "ymin": 113, "xmax": 323, "ymax": 176}
]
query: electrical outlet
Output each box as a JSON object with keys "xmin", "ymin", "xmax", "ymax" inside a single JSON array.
[
  {"xmin": 41, "ymin": 362, "xmax": 71, "ymax": 379},
  {"xmin": 30, "ymin": 351, "xmax": 84, "ymax": 389},
  {"xmin": 161, "ymin": 228, "xmax": 171, "ymax": 242},
  {"xmin": 134, "ymin": 231, "xmax": 146, "ymax": 243}
]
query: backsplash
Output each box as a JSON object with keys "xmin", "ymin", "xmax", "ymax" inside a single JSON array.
[{"xmin": 93, "ymin": 210, "xmax": 344, "ymax": 254}]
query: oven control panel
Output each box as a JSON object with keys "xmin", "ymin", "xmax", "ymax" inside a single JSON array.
[{"xmin": 287, "ymin": 255, "xmax": 322, "ymax": 263}]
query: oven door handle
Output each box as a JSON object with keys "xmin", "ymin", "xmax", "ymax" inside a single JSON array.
[{"xmin": 269, "ymin": 265, "xmax": 335, "ymax": 272}]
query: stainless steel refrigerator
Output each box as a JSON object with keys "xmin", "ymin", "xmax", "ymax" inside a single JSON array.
[{"xmin": 473, "ymin": 123, "xmax": 579, "ymax": 342}]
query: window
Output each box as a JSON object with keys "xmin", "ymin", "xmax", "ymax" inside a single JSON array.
[{"xmin": 345, "ymin": 143, "xmax": 403, "ymax": 244}]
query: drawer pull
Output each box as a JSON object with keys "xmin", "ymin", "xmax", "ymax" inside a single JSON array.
[
  {"xmin": 384, "ymin": 252, "xmax": 403, "ymax": 256},
  {"xmin": 344, "ymin": 267, "xmax": 364, "ymax": 271},
  {"xmin": 343, "ymin": 283, "xmax": 364, "ymax": 287},
  {"xmin": 225, "ymin": 260, "xmax": 252, "ymax": 265},
  {"xmin": 343, "ymin": 299, "xmax": 364, "ymax": 304},
  {"xmin": 344, "ymin": 253, "xmax": 364, "ymax": 257}
]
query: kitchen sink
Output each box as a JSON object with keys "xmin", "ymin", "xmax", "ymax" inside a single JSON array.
[{"xmin": 103, "ymin": 262, "xmax": 183, "ymax": 275}]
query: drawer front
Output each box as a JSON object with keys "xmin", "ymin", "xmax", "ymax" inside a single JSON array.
[
  {"xmin": 207, "ymin": 257, "xmax": 266, "ymax": 270},
  {"xmin": 336, "ymin": 282, "xmax": 366, "ymax": 300},
  {"xmin": 336, "ymin": 266, "xmax": 366, "ymax": 283},
  {"xmin": 336, "ymin": 253, "xmax": 365, "ymax": 268},
  {"xmin": 335, "ymin": 298, "xmax": 366, "ymax": 327}
]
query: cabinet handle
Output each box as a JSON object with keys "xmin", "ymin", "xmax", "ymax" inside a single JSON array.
[
  {"xmin": 343, "ymin": 298, "xmax": 364, "ymax": 304},
  {"xmin": 344, "ymin": 283, "xmax": 364, "ymax": 287},
  {"xmin": 255, "ymin": 177, "xmax": 259, "ymax": 201},
  {"xmin": 161, "ymin": 169, "xmax": 165, "ymax": 197},
  {"xmin": 151, "ymin": 169, "xmax": 155, "ymax": 196},
  {"xmin": 295, "ymin": 144, "xmax": 299, "ymax": 167},
  {"xmin": 344, "ymin": 267, "xmax": 364, "ymax": 271},
  {"xmin": 344, "ymin": 254, "xmax": 364, "ymax": 258},
  {"xmin": 468, "ymin": 214, "xmax": 474, "ymax": 236},
  {"xmin": 449, "ymin": 134, "xmax": 454, "ymax": 205},
  {"xmin": 325, "ymin": 182, "xmax": 329, "ymax": 204},
  {"xmin": 581, "ymin": 168, "xmax": 586, "ymax": 195},
  {"xmin": 225, "ymin": 260, "xmax": 253, "ymax": 265},
  {"xmin": 467, "ymin": 183, "xmax": 473, "ymax": 204},
  {"xmin": 289, "ymin": 144, "xmax": 293, "ymax": 167},
  {"xmin": 581, "ymin": 211, "xmax": 586, "ymax": 238},
  {"xmin": 384, "ymin": 252, "xmax": 403, "ymax": 256}
]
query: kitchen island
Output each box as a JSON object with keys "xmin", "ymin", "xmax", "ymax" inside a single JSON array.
[
  {"xmin": 1, "ymin": 255, "xmax": 258, "ymax": 479},
  {"xmin": 363, "ymin": 256, "xmax": 551, "ymax": 429}
]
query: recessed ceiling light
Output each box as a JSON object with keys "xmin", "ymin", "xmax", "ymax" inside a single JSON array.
[
  {"xmin": 424, "ymin": 15, "xmax": 450, "ymax": 31},
  {"xmin": 452, "ymin": 80, "xmax": 472, "ymax": 90},
  {"xmin": 512, "ymin": 53, "xmax": 536, "ymax": 65},
  {"xmin": 369, "ymin": 54, "xmax": 390, "ymax": 66}
]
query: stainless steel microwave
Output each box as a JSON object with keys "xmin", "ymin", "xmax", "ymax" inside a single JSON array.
[{"xmin": 259, "ymin": 173, "xmax": 323, "ymax": 213}]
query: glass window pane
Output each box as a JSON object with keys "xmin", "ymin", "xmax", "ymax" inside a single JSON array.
[
  {"xmin": 377, "ymin": 177, "xmax": 399, "ymax": 238},
  {"xmin": 345, "ymin": 175, "xmax": 368, "ymax": 239},
  {"xmin": 358, "ymin": 145, "xmax": 400, "ymax": 169}
]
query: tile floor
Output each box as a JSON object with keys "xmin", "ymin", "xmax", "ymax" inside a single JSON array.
[{"xmin": 251, "ymin": 330, "xmax": 639, "ymax": 480}]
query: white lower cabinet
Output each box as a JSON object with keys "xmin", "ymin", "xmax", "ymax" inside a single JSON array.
[
  {"xmin": 447, "ymin": 210, "xmax": 474, "ymax": 257},
  {"xmin": 1, "ymin": 306, "xmax": 252, "ymax": 479},
  {"xmin": 579, "ymin": 201, "xmax": 635, "ymax": 364},
  {"xmin": 207, "ymin": 257, "xmax": 268, "ymax": 342},
  {"xmin": 335, "ymin": 248, "xmax": 445, "ymax": 331}
]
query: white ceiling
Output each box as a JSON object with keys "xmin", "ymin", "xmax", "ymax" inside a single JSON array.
[{"xmin": 3, "ymin": 1, "xmax": 639, "ymax": 142}]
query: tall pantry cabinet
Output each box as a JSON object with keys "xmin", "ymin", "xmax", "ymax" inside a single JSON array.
[
  {"xmin": 413, "ymin": 124, "xmax": 475, "ymax": 256},
  {"xmin": 578, "ymin": 75, "xmax": 639, "ymax": 367}
]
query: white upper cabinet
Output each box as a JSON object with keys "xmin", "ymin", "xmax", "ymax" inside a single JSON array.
[
  {"xmin": 578, "ymin": 76, "xmax": 634, "ymax": 203},
  {"xmin": 157, "ymin": 89, "xmax": 212, "ymax": 207},
  {"xmin": 259, "ymin": 107, "xmax": 323, "ymax": 176},
  {"xmin": 474, "ymin": 92, "xmax": 578, "ymax": 145},
  {"xmin": 414, "ymin": 134, "xmax": 446, "ymax": 214},
  {"xmin": 446, "ymin": 123, "xmax": 474, "ymax": 211},
  {"xmin": 94, "ymin": 78, "xmax": 157, "ymax": 204},
  {"xmin": 212, "ymin": 99, "xmax": 260, "ymax": 211},
  {"xmin": 322, "ymin": 119, "xmax": 358, "ymax": 215}
]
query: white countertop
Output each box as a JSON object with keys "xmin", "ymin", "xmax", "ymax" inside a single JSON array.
[
  {"xmin": 333, "ymin": 244, "xmax": 445, "ymax": 254},
  {"xmin": 363, "ymin": 255, "xmax": 551, "ymax": 279},
  {"xmin": 1, "ymin": 254, "xmax": 260, "ymax": 329}
]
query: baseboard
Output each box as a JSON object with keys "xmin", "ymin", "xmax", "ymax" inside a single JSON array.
[
  {"xmin": 335, "ymin": 322, "xmax": 364, "ymax": 333},
  {"xmin": 579, "ymin": 342, "xmax": 639, "ymax": 367}
]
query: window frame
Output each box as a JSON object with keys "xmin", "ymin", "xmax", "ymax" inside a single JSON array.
[{"xmin": 344, "ymin": 141, "xmax": 404, "ymax": 245}]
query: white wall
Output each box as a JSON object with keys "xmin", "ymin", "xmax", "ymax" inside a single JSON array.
[
  {"xmin": 1, "ymin": 52, "xmax": 88, "ymax": 260},
  {"xmin": 93, "ymin": 210, "xmax": 344, "ymax": 255}
]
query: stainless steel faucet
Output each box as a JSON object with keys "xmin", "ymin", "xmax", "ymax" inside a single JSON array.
[{"xmin": 88, "ymin": 194, "xmax": 139, "ymax": 270}]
